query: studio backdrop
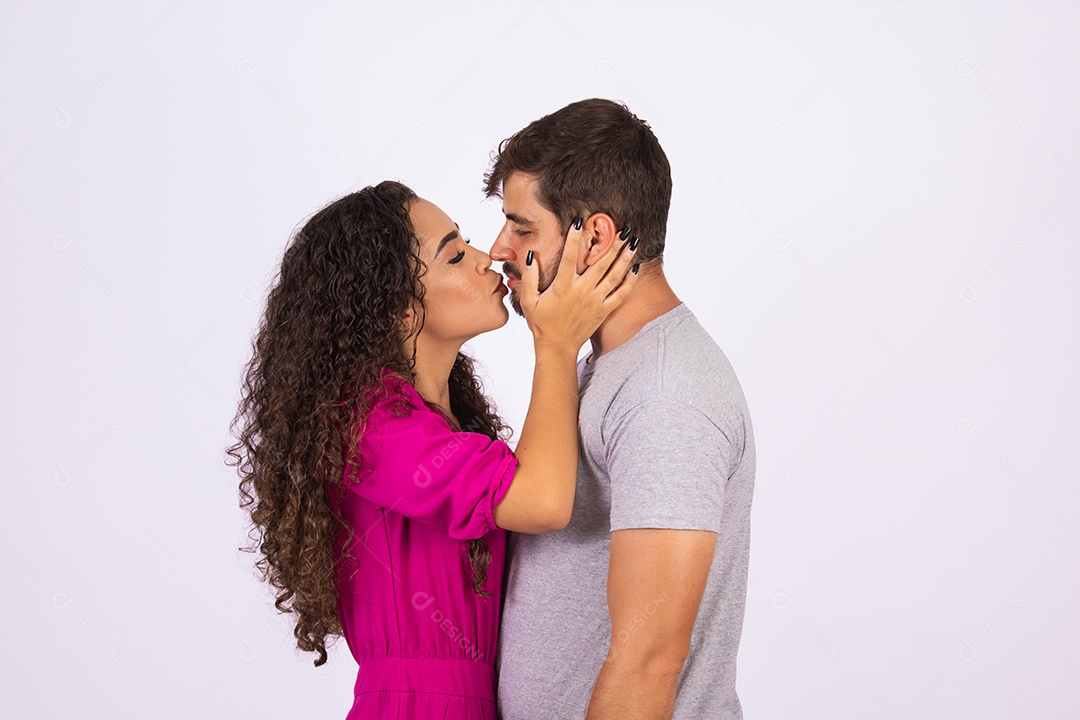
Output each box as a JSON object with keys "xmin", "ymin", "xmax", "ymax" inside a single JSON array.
[{"xmin": 2, "ymin": 1, "xmax": 1077, "ymax": 717}]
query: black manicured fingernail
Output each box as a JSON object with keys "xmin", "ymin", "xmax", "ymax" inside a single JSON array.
[
  {"xmin": 632, "ymin": 263, "xmax": 640, "ymax": 275},
  {"xmin": 619, "ymin": 226, "xmax": 633, "ymax": 240},
  {"xmin": 526, "ymin": 250, "xmax": 534, "ymax": 266},
  {"xmin": 573, "ymin": 216, "xmax": 583, "ymax": 230},
  {"xmin": 629, "ymin": 236, "xmax": 639, "ymax": 251}
]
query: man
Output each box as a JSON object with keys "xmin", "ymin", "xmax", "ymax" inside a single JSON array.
[{"xmin": 486, "ymin": 98, "xmax": 756, "ymax": 719}]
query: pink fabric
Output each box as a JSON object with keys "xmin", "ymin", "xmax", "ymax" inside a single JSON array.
[{"xmin": 328, "ymin": 372, "xmax": 517, "ymax": 719}]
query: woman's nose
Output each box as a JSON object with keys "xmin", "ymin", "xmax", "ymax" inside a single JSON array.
[{"xmin": 476, "ymin": 248, "xmax": 493, "ymax": 272}]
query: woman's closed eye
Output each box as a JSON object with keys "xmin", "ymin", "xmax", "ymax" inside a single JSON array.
[{"xmin": 448, "ymin": 238, "xmax": 471, "ymax": 264}]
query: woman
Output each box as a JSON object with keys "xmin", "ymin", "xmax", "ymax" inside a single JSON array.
[{"xmin": 227, "ymin": 180, "xmax": 637, "ymax": 717}]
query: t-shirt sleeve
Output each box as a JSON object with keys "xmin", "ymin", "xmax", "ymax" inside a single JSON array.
[
  {"xmin": 606, "ymin": 396, "xmax": 743, "ymax": 533},
  {"xmin": 345, "ymin": 391, "xmax": 517, "ymax": 540}
]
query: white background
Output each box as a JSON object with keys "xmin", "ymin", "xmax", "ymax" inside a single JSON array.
[{"xmin": 3, "ymin": 1, "xmax": 1078, "ymax": 718}]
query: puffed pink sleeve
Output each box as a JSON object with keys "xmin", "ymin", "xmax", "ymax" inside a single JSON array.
[{"xmin": 343, "ymin": 381, "xmax": 518, "ymax": 540}]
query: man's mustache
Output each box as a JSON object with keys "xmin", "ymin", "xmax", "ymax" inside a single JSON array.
[{"xmin": 502, "ymin": 262, "xmax": 522, "ymax": 281}]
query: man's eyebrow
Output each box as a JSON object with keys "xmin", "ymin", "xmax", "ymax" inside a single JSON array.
[
  {"xmin": 504, "ymin": 212, "xmax": 535, "ymax": 228},
  {"xmin": 434, "ymin": 223, "xmax": 460, "ymax": 258}
]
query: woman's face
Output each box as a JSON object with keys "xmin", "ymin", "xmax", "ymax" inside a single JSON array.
[{"xmin": 407, "ymin": 196, "xmax": 510, "ymax": 343}]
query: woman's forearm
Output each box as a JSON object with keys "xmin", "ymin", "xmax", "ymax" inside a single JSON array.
[{"xmin": 492, "ymin": 341, "xmax": 580, "ymax": 533}]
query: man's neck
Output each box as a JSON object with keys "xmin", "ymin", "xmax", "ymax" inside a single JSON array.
[{"xmin": 588, "ymin": 267, "xmax": 681, "ymax": 362}]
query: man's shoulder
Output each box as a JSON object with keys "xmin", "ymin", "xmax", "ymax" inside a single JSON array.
[{"xmin": 614, "ymin": 306, "xmax": 746, "ymax": 410}]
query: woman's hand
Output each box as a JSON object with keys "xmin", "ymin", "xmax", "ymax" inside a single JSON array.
[{"xmin": 516, "ymin": 219, "xmax": 639, "ymax": 352}]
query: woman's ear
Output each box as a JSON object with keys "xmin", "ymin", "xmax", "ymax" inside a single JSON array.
[
  {"xmin": 400, "ymin": 302, "xmax": 420, "ymax": 337},
  {"xmin": 580, "ymin": 213, "xmax": 620, "ymax": 272}
]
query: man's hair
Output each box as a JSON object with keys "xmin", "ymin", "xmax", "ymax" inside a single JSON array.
[{"xmin": 483, "ymin": 98, "xmax": 672, "ymax": 263}]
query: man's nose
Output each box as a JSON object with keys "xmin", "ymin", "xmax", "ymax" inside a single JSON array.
[{"xmin": 489, "ymin": 228, "xmax": 516, "ymax": 263}]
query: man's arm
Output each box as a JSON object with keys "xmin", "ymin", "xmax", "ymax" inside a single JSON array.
[{"xmin": 586, "ymin": 527, "xmax": 717, "ymax": 720}]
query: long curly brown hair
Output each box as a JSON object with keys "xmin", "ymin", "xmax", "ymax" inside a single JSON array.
[{"xmin": 226, "ymin": 180, "xmax": 511, "ymax": 667}]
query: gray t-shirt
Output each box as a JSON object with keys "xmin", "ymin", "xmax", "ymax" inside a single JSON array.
[{"xmin": 497, "ymin": 302, "xmax": 755, "ymax": 719}]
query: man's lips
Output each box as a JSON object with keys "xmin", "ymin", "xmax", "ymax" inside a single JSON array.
[{"xmin": 502, "ymin": 263, "xmax": 522, "ymax": 290}]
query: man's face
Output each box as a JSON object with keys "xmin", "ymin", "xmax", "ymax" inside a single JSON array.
[{"xmin": 488, "ymin": 172, "xmax": 568, "ymax": 317}]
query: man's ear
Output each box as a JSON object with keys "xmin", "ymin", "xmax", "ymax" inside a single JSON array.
[{"xmin": 579, "ymin": 213, "xmax": 620, "ymax": 273}]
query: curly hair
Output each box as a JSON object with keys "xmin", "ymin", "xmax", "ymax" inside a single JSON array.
[{"xmin": 226, "ymin": 180, "xmax": 511, "ymax": 666}]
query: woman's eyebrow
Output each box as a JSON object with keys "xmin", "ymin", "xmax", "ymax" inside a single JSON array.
[{"xmin": 434, "ymin": 223, "xmax": 461, "ymax": 258}]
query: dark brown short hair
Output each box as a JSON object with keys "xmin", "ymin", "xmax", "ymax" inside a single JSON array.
[{"xmin": 483, "ymin": 98, "xmax": 672, "ymax": 262}]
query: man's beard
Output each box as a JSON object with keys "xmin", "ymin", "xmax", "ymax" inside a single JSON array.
[{"xmin": 505, "ymin": 245, "xmax": 564, "ymax": 317}]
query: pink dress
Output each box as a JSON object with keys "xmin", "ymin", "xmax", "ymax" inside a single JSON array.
[{"xmin": 327, "ymin": 373, "xmax": 517, "ymax": 719}]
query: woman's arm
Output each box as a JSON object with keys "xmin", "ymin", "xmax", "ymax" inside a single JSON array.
[
  {"xmin": 492, "ymin": 341, "xmax": 581, "ymax": 533},
  {"xmin": 493, "ymin": 220, "xmax": 638, "ymax": 533}
]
